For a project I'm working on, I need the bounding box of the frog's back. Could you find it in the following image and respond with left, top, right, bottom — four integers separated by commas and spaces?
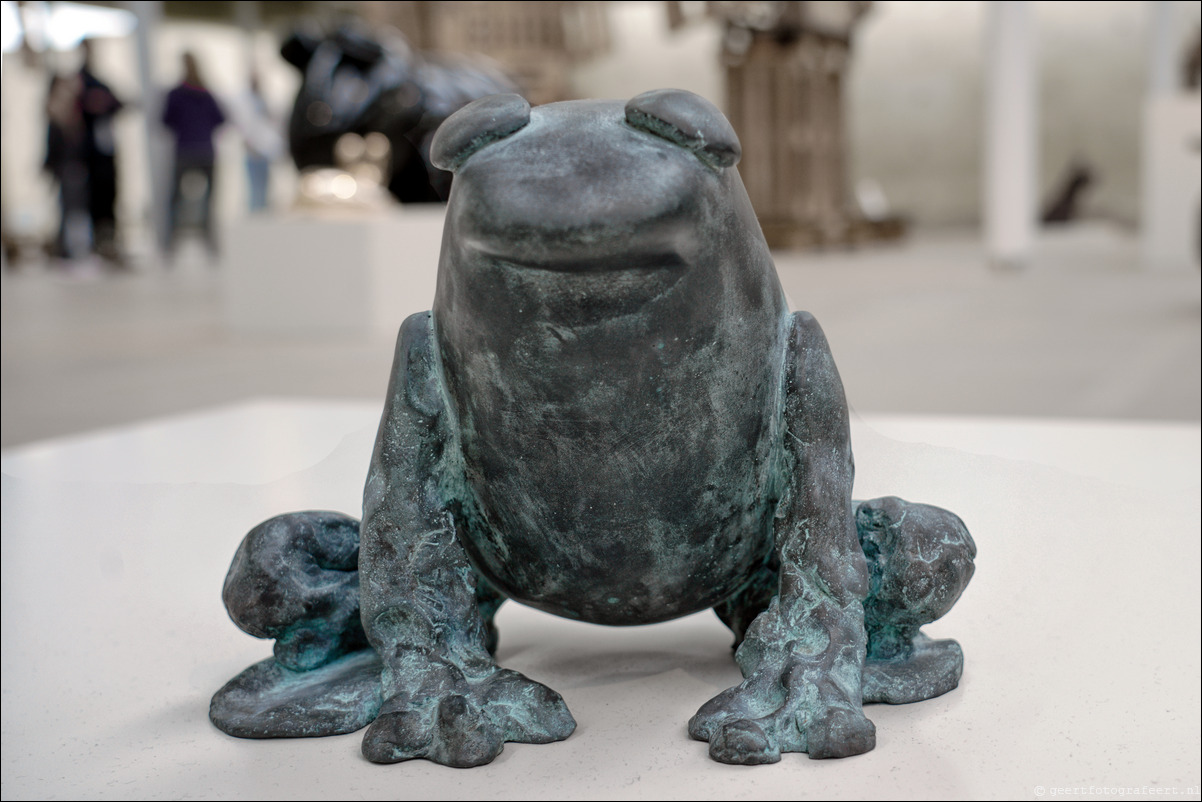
430, 93, 790, 625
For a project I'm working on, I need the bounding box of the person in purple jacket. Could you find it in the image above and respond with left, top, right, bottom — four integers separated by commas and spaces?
162, 52, 225, 258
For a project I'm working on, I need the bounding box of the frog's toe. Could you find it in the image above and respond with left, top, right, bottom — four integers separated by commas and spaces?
431, 695, 506, 768
803, 707, 876, 759
361, 695, 508, 768
361, 669, 574, 767
689, 683, 792, 763
687, 685, 755, 742
361, 709, 433, 764
481, 669, 577, 744
707, 719, 781, 765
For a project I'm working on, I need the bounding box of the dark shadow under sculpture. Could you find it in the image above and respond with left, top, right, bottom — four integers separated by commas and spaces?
210, 90, 976, 767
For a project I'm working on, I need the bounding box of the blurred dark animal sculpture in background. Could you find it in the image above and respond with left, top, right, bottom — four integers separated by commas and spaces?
280, 24, 517, 204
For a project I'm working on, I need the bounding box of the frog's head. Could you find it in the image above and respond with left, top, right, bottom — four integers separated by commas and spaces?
429, 89, 782, 347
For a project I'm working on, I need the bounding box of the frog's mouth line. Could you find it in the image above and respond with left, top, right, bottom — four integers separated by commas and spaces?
490, 251, 689, 323
490, 249, 687, 274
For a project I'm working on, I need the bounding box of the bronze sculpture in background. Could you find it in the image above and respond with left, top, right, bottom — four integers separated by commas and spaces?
710, 1, 905, 248
282, 22, 517, 206
361, 1, 612, 106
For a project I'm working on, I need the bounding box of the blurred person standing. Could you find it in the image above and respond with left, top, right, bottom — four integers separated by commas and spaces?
43, 72, 89, 261
162, 52, 226, 259
233, 72, 283, 213
77, 39, 125, 265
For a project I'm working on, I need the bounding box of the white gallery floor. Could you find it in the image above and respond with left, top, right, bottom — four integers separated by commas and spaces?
3, 401, 1198, 800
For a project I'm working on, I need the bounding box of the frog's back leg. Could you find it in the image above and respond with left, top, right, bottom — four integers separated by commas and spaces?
856, 496, 976, 704
210, 510, 381, 738
209, 505, 515, 740
712, 496, 976, 705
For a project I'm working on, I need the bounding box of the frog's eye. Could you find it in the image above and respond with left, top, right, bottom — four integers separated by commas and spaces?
625, 89, 741, 170
430, 93, 532, 172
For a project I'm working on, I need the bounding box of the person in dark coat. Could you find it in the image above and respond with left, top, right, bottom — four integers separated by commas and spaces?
78, 39, 124, 264
162, 52, 225, 257
44, 72, 89, 261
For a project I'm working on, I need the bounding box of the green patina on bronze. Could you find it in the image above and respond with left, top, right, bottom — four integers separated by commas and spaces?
211, 90, 976, 767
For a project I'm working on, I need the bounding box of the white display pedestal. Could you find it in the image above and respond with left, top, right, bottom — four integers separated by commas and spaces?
224, 206, 446, 335
1141, 93, 1202, 271
2, 402, 1199, 800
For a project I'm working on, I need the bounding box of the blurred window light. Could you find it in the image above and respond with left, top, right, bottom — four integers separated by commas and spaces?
1, 1, 136, 54
1, 1, 25, 52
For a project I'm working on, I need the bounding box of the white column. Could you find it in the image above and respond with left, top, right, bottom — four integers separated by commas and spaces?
128, 0, 169, 255
1140, 1, 1200, 271
234, 0, 260, 77
1145, 0, 1174, 97
983, 0, 1037, 269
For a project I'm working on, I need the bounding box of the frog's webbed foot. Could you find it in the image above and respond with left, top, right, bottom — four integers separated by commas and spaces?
361, 664, 575, 767
862, 634, 965, 704
690, 598, 875, 764
690, 672, 876, 764
211, 650, 383, 738
359, 545, 575, 767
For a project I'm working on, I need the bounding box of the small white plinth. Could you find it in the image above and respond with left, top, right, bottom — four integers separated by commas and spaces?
1140, 93, 1202, 271
224, 206, 446, 334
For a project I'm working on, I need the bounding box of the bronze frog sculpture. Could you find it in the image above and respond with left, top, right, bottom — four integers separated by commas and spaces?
210, 90, 976, 767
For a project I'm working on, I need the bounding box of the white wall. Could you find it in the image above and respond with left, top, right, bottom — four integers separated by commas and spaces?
849, 0, 1200, 227
571, 1, 723, 103
575, 0, 1202, 228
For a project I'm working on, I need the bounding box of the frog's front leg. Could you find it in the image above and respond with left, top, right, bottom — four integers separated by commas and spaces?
690, 311, 874, 764
358, 312, 576, 767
